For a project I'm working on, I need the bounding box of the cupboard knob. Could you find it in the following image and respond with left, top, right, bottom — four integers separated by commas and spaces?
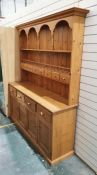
40, 111, 44, 116
18, 96, 21, 98
27, 102, 31, 105
62, 77, 65, 80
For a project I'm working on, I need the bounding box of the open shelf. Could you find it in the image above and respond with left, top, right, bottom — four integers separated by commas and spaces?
21, 59, 71, 71
19, 30, 27, 49
54, 20, 72, 50
28, 28, 37, 49
39, 25, 52, 50
20, 48, 71, 53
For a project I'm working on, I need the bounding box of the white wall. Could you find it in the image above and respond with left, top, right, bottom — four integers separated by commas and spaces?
0, 27, 16, 114
1, 0, 34, 17
0, 0, 97, 173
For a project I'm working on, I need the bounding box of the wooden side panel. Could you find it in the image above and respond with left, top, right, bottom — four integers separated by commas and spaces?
69, 16, 85, 105
52, 108, 76, 160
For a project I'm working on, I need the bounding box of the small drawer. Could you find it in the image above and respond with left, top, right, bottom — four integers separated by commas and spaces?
9, 85, 16, 97
25, 96, 36, 112
32, 65, 39, 74
52, 71, 59, 81
17, 91, 24, 103
24, 63, 29, 71
20, 63, 25, 69
45, 69, 52, 79
28, 64, 32, 72
39, 67, 44, 76
60, 73, 70, 84
37, 104, 52, 123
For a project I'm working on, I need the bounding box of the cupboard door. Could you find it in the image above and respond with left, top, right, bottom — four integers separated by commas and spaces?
12, 97, 19, 122
9, 94, 13, 118
9, 95, 19, 122
28, 110, 37, 142
38, 119, 51, 157
19, 103, 28, 129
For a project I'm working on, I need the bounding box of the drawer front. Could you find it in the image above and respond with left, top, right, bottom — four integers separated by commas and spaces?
45, 69, 52, 79
37, 104, 52, 123
9, 85, 16, 97
39, 67, 44, 76
32, 65, 39, 74
17, 91, 24, 103
60, 73, 70, 84
25, 96, 36, 112
52, 71, 59, 81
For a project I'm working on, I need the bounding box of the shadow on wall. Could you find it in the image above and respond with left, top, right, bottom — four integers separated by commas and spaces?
0, 55, 2, 81
0, 54, 5, 113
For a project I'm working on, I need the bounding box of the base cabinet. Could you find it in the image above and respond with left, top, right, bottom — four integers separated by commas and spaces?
9, 84, 76, 164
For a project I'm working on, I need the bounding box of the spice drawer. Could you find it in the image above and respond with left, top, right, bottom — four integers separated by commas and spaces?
60, 73, 70, 84
52, 71, 59, 81
45, 68, 52, 79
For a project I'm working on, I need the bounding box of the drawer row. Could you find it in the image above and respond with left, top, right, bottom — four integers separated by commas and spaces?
9, 85, 52, 123
21, 62, 70, 84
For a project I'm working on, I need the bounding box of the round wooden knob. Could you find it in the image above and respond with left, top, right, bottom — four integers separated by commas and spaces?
18, 96, 21, 98
62, 77, 65, 80
27, 102, 31, 105
40, 111, 44, 116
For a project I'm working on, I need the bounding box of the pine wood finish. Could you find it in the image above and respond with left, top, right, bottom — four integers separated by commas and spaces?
8, 7, 89, 164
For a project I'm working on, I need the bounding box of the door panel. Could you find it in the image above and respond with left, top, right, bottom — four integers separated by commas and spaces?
28, 110, 37, 142
19, 103, 28, 129
38, 119, 51, 157
10, 95, 19, 122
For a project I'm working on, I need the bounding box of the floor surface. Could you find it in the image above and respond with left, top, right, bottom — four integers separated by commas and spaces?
0, 112, 95, 175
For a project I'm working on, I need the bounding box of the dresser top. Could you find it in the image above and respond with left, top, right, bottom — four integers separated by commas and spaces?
16, 7, 89, 29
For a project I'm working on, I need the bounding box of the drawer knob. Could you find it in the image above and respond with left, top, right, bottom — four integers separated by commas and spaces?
62, 77, 65, 80
27, 102, 31, 105
40, 111, 44, 116
18, 96, 21, 98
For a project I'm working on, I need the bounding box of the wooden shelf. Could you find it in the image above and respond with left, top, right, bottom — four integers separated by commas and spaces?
21, 48, 71, 53
21, 60, 71, 71
21, 62, 70, 85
